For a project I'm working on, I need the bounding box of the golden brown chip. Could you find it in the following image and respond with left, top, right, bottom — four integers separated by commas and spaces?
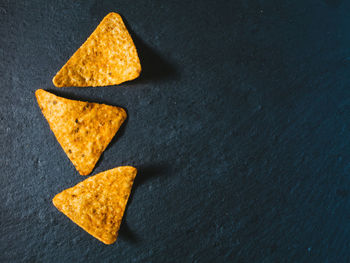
52, 12, 141, 87
53, 166, 137, 245
35, 89, 127, 175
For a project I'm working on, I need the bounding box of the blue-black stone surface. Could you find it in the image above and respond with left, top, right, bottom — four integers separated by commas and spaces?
1, 0, 350, 262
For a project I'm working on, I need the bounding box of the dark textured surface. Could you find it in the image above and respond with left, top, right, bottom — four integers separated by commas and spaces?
1, 0, 350, 262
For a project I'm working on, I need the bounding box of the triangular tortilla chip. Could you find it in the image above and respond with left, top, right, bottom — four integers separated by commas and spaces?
53, 12, 141, 87
35, 89, 127, 175
53, 166, 137, 245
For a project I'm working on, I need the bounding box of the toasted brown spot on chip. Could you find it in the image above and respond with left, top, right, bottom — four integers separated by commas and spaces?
52, 166, 137, 245
52, 12, 141, 88
35, 89, 127, 175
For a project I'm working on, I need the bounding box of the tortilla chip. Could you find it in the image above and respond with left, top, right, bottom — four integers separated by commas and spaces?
52, 12, 141, 87
53, 166, 137, 245
35, 89, 126, 175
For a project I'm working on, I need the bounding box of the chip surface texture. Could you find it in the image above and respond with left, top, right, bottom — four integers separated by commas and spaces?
35, 89, 127, 175
53, 166, 137, 245
53, 12, 141, 87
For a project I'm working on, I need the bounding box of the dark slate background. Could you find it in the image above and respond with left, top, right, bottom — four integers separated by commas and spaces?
1, 0, 350, 262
